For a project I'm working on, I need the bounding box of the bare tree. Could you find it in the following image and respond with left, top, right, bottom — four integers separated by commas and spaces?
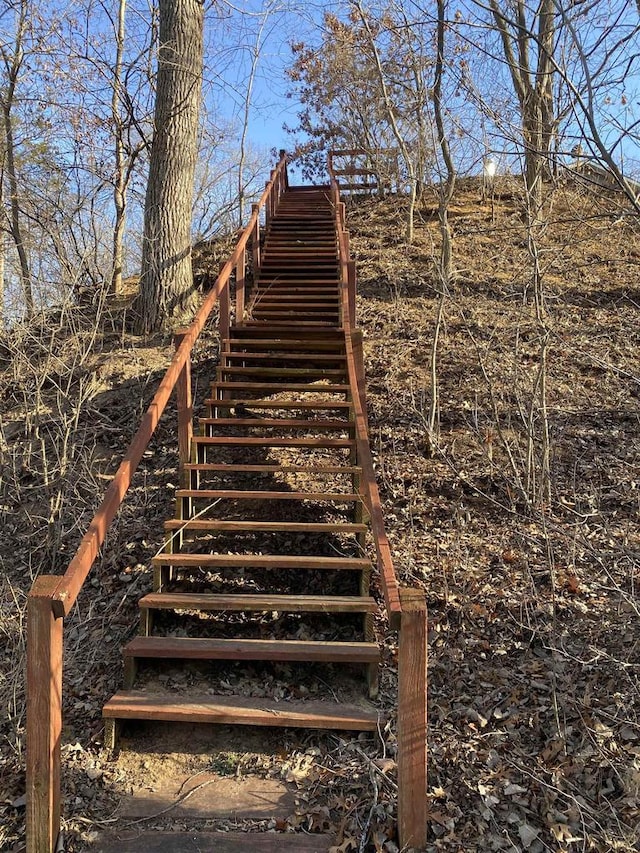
0, 0, 33, 317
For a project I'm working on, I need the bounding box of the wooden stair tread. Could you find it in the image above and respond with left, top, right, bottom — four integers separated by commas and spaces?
192, 436, 354, 447
103, 690, 379, 730
229, 335, 344, 344
139, 592, 378, 613
197, 417, 352, 429
124, 636, 380, 663
223, 352, 346, 361
210, 382, 350, 392
151, 554, 371, 570
205, 400, 352, 410
163, 519, 367, 532
176, 489, 361, 502
183, 463, 360, 474
217, 367, 346, 377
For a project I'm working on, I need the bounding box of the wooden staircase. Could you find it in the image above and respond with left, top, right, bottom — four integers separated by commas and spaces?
103, 187, 382, 742
26, 155, 426, 853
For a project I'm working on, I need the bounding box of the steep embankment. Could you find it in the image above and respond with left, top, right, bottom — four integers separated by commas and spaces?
1, 178, 639, 851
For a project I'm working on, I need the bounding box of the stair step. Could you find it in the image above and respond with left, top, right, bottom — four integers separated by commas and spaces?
223, 352, 346, 362
216, 367, 346, 378
183, 463, 360, 474
197, 418, 351, 430
124, 636, 380, 664
176, 489, 361, 503
204, 400, 352, 411
139, 592, 378, 614
250, 312, 340, 320
103, 690, 378, 730
249, 303, 340, 311
229, 325, 344, 338
192, 436, 354, 448
225, 339, 345, 351
151, 554, 371, 571
163, 519, 367, 533
241, 321, 338, 328
210, 382, 349, 394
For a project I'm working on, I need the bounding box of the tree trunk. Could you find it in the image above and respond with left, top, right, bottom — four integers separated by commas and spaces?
134, 0, 204, 333
1, 0, 33, 318
111, 0, 127, 296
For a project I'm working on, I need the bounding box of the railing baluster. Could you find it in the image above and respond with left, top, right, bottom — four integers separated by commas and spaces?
251, 203, 261, 273
347, 260, 357, 326
235, 245, 246, 323
173, 329, 193, 468
218, 263, 230, 345
27, 576, 63, 853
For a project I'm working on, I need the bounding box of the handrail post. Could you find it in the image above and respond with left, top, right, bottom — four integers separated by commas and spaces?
347, 260, 357, 326
251, 203, 261, 273
235, 245, 246, 324
279, 149, 288, 188
218, 264, 230, 346
173, 329, 193, 468
397, 588, 428, 850
27, 576, 63, 853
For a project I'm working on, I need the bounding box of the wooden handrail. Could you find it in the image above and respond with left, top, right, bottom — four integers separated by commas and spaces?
330, 159, 427, 848
50, 152, 287, 618
26, 152, 287, 853
329, 164, 402, 627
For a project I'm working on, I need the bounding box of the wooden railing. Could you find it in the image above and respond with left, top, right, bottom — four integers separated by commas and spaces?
329, 155, 428, 850
25, 152, 288, 853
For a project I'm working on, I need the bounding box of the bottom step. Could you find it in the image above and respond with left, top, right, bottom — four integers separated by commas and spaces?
97, 831, 333, 853
104, 690, 379, 732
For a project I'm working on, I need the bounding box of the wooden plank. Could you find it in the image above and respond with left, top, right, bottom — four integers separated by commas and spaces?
205, 400, 352, 411
196, 418, 351, 429
139, 592, 378, 613
163, 519, 367, 533
103, 691, 379, 730
183, 463, 359, 474
124, 636, 380, 663
117, 775, 296, 820
223, 353, 346, 361
226, 341, 344, 352
175, 489, 361, 502
97, 831, 332, 853
210, 382, 350, 393
217, 366, 346, 378
229, 326, 344, 338
343, 330, 403, 623
397, 588, 428, 851
192, 436, 354, 447
151, 554, 370, 570
26, 576, 62, 853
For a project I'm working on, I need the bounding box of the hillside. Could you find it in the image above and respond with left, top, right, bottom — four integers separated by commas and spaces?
1, 177, 639, 852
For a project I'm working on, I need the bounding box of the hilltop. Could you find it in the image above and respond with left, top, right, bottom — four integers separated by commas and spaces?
1, 176, 639, 852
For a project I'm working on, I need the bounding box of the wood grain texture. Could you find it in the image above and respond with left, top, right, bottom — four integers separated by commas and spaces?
124, 636, 380, 663
139, 592, 378, 613
26, 575, 62, 853
397, 588, 428, 850
103, 690, 379, 730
